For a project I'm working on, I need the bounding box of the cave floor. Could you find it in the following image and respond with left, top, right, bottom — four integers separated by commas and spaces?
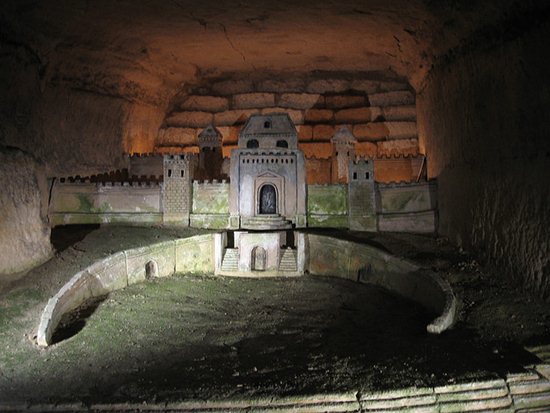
0, 226, 549, 405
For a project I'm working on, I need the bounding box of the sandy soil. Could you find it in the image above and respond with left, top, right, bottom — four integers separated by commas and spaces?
0, 226, 549, 405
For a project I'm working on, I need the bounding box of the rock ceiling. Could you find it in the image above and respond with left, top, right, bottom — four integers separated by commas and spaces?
1, 0, 535, 106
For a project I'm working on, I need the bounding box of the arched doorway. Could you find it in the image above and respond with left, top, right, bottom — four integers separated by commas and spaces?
251, 246, 266, 271
145, 260, 158, 279
259, 184, 277, 214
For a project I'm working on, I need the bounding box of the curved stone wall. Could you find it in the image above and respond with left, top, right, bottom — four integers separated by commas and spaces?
37, 232, 456, 347
36, 234, 214, 347
307, 234, 457, 333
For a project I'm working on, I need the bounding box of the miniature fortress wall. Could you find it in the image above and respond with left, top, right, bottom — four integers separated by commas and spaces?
48, 165, 437, 233
48, 180, 163, 226
191, 180, 230, 229
48, 108, 436, 233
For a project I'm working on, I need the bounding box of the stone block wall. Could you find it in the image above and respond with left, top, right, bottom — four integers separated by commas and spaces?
378, 181, 437, 214
48, 180, 162, 226
307, 184, 348, 227
37, 234, 215, 346
163, 154, 193, 224
155, 72, 419, 161
348, 160, 376, 231
377, 181, 438, 233
190, 180, 230, 229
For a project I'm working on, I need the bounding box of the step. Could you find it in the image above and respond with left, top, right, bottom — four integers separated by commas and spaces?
279, 249, 297, 272
221, 249, 239, 271
241, 216, 292, 230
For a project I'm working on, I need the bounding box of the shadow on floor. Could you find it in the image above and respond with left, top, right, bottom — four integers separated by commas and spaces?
50, 224, 100, 253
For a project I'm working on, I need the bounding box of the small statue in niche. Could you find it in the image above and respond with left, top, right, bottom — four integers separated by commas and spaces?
260, 185, 276, 214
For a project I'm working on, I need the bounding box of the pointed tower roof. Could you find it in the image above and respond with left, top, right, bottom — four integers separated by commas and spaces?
331, 126, 357, 144
198, 124, 222, 147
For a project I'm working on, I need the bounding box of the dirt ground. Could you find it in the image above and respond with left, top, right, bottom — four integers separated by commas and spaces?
0, 226, 549, 405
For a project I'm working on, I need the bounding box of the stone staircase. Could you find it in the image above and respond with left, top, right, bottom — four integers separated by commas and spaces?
240, 215, 292, 230
279, 248, 297, 272
220, 248, 238, 272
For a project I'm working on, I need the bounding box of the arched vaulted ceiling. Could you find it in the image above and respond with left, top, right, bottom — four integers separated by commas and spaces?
1, 0, 538, 105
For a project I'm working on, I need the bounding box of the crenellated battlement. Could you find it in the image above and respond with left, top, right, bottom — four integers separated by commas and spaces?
376, 153, 424, 160
378, 179, 436, 188
58, 174, 162, 184
56, 178, 161, 188
125, 152, 163, 158
305, 155, 332, 161
193, 179, 229, 185
351, 156, 375, 164
163, 153, 196, 162
97, 181, 161, 188
47, 113, 435, 233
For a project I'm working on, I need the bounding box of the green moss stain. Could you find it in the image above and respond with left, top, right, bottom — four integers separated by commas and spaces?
192, 184, 229, 214
77, 194, 111, 214
307, 215, 349, 228
307, 185, 348, 215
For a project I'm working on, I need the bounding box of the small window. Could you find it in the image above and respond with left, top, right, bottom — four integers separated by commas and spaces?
353, 172, 357, 180
181, 170, 184, 177
276, 140, 288, 148
264, 120, 271, 128
168, 169, 172, 177
247, 139, 259, 148
365, 172, 370, 180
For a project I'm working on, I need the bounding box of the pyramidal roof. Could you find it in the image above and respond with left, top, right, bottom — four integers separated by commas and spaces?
198, 124, 222, 139
240, 113, 297, 138
331, 126, 357, 143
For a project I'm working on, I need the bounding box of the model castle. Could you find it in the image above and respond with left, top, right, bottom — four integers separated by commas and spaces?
48, 113, 437, 233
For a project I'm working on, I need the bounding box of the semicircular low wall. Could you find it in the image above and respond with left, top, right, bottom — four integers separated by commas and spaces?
37, 232, 456, 347
306, 234, 457, 334
36, 234, 215, 347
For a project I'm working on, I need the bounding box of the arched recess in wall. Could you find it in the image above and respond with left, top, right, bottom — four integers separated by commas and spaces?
259, 184, 277, 214
251, 246, 267, 271
145, 260, 158, 279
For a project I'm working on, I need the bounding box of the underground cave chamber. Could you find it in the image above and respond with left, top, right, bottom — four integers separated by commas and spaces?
0, 0, 549, 410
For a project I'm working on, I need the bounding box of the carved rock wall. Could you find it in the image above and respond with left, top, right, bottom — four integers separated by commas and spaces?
417, 21, 550, 297
0, 43, 165, 177
156, 72, 419, 160
0, 147, 52, 274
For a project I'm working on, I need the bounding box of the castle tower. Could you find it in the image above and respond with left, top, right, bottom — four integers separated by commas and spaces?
197, 124, 223, 180
348, 158, 377, 231
229, 113, 307, 229
331, 126, 356, 183
162, 154, 193, 225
